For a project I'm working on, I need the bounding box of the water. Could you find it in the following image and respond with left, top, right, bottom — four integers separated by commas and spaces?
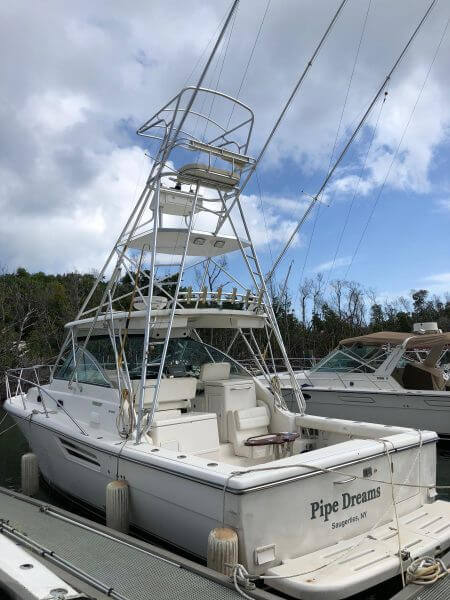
1, 405, 449, 600
0, 407, 107, 521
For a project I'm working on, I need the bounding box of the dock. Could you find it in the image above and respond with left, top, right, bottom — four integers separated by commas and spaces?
0, 486, 277, 600
1, 485, 449, 600
389, 549, 450, 600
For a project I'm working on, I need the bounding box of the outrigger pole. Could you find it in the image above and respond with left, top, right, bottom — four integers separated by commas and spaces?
265, 0, 437, 283
215, 0, 349, 233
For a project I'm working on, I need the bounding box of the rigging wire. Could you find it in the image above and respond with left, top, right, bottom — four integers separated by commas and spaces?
255, 168, 274, 264
298, 199, 322, 288
344, 14, 450, 280
188, 4, 237, 155
325, 88, 388, 290
187, 9, 238, 290
225, 0, 272, 129
182, 8, 230, 88
165, 17, 236, 280
0, 422, 17, 437
224, 1, 272, 289
166, 0, 269, 292
217, 0, 349, 234
327, 0, 373, 193
319, 0, 373, 287
201, 5, 238, 144
296, 0, 372, 311
198, 1, 270, 291
165, 12, 237, 285
265, 0, 438, 285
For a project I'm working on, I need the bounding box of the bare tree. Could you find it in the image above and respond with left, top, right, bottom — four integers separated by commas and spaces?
312, 273, 324, 316
345, 280, 366, 328
195, 256, 230, 291
330, 279, 344, 319
298, 277, 313, 326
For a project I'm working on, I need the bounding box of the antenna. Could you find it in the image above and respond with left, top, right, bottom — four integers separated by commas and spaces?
265, 0, 437, 283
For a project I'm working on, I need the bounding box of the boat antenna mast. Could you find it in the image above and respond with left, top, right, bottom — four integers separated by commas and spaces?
55, 0, 358, 444
130, 0, 351, 437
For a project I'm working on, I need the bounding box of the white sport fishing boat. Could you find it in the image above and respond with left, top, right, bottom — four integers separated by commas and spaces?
5, 3, 450, 598
280, 330, 450, 440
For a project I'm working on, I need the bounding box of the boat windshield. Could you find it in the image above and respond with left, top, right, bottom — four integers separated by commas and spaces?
69, 335, 248, 380
311, 343, 389, 373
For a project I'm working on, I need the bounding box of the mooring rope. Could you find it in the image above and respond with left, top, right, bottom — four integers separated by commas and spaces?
406, 556, 449, 585
0, 422, 17, 437
224, 429, 448, 597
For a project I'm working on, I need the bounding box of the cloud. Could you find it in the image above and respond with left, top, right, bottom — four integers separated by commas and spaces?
0, 145, 149, 272
0, 0, 449, 276
312, 256, 352, 273
328, 173, 375, 199
424, 272, 450, 283
435, 199, 450, 212
423, 272, 450, 294
378, 272, 450, 302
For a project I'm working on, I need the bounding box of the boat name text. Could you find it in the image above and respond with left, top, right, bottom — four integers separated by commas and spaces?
310, 487, 381, 522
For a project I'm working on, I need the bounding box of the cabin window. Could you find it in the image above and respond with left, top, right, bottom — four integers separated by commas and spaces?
129, 337, 248, 379
54, 348, 111, 387
311, 344, 388, 373
76, 335, 247, 379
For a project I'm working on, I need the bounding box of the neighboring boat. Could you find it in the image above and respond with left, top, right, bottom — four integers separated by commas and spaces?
279, 330, 450, 439
0, 532, 83, 600
5, 5, 450, 599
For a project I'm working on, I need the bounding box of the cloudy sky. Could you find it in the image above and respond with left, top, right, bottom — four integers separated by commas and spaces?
1, 0, 449, 310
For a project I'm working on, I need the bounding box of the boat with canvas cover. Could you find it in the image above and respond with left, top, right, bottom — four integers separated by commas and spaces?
278, 330, 450, 440
5, 2, 450, 598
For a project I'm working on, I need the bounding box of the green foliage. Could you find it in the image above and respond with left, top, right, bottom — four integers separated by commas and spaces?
0, 267, 448, 398
0, 269, 105, 395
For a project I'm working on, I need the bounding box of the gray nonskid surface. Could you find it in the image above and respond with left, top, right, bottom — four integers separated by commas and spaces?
0, 488, 261, 600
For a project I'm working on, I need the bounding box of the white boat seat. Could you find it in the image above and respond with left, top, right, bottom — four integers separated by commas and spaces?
177, 163, 240, 190
227, 405, 273, 459
199, 362, 231, 382
197, 362, 231, 392
133, 295, 168, 311
132, 377, 197, 411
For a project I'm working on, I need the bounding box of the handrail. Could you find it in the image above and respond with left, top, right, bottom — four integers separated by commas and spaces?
6, 367, 88, 436
137, 86, 254, 155
76, 289, 268, 320
239, 357, 319, 374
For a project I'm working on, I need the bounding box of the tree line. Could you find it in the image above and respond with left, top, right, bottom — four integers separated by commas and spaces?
281, 273, 449, 359
1, 267, 448, 398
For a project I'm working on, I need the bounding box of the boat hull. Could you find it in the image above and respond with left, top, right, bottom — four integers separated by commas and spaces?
283, 387, 450, 438
6, 404, 450, 600
11, 415, 219, 557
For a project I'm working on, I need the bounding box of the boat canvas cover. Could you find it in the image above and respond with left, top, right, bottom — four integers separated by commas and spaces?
340, 331, 450, 349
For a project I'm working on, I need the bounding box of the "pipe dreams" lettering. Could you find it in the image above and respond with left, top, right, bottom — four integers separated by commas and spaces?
310, 487, 381, 522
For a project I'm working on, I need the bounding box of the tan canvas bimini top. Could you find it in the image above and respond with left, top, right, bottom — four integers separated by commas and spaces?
339, 330, 450, 349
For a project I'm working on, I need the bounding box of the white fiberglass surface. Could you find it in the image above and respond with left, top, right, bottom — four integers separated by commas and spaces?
202, 442, 276, 468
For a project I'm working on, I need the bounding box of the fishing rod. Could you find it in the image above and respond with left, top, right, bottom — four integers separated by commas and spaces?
265, 0, 437, 283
